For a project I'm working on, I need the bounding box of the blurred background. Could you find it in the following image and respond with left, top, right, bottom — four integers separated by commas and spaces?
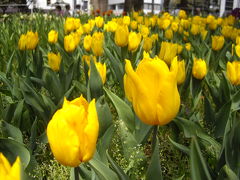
0, 0, 239, 17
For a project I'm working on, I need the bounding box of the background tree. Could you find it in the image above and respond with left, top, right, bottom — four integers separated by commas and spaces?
91, 0, 108, 13
124, 0, 143, 13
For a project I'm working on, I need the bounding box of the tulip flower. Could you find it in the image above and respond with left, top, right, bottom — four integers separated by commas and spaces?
178, 10, 187, 19
115, 25, 129, 47
48, 30, 58, 44
177, 60, 186, 85
130, 21, 138, 30
0, 153, 20, 180
84, 35, 92, 52
88, 61, 107, 84
47, 96, 99, 167
235, 45, 240, 58
18, 34, 27, 50
128, 32, 142, 52
91, 32, 104, 56
192, 58, 207, 80
18, 31, 39, 50
123, 16, 130, 26
185, 43, 191, 51
165, 29, 173, 40
227, 61, 240, 85
159, 41, 178, 65
143, 37, 153, 52
95, 16, 104, 28
124, 53, 180, 125
48, 52, 61, 72
64, 34, 77, 52
64, 17, 75, 34
212, 35, 224, 51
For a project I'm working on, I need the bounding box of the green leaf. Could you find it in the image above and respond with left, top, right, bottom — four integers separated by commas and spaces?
0, 138, 30, 168
88, 157, 118, 180
217, 165, 239, 180
204, 96, 215, 126
190, 137, 211, 180
0, 120, 23, 143
6, 50, 15, 76
11, 100, 24, 127
106, 151, 130, 180
104, 87, 135, 133
168, 136, 190, 155
89, 58, 103, 99
146, 138, 163, 180
134, 116, 152, 144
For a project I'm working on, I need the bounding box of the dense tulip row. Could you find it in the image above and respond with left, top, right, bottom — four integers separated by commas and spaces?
1, 9, 240, 179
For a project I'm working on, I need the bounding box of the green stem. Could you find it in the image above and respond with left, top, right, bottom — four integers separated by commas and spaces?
152, 125, 158, 151
74, 167, 81, 180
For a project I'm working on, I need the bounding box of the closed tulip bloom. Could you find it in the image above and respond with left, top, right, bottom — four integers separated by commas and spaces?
177, 60, 186, 85
26, 31, 39, 50
95, 16, 104, 28
171, 21, 179, 32
123, 16, 130, 26
64, 17, 75, 34
201, 29, 208, 40
227, 61, 240, 85
84, 35, 92, 52
48, 52, 61, 71
124, 54, 180, 125
47, 96, 99, 167
212, 35, 224, 51
130, 20, 138, 30
0, 153, 20, 180
48, 30, 58, 44
178, 10, 187, 19
140, 25, 150, 38
159, 41, 178, 65
165, 29, 173, 40
64, 34, 77, 52
236, 36, 240, 45
89, 62, 107, 84
115, 25, 129, 47
235, 45, 240, 58
18, 34, 27, 50
162, 19, 171, 30
192, 58, 207, 80
185, 43, 191, 51
143, 37, 153, 52
128, 32, 142, 51
190, 24, 200, 35
91, 32, 104, 56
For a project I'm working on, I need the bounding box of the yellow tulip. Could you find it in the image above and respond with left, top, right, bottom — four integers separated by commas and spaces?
162, 19, 171, 30
18, 34, 27, 50
124, 54, 180, 125
123, 16, 130, 26
190, 24, 200, 35
171, 21, 179, 32
64, 17, 75, 34
177, 60, 186, 85
159, 41, 178, 65
0, 153, 20, 180
74, 18, 81, 30
201, 29, 208, 40
82, 55, 97, 66
88, 62, 107, 84
19, 31, 39, 50
139, 25, 150, 38
165, 29, 173, 40
95, 16, 104, 28
48, 30, 58, 44
128, 32, 142, 52
130, 21, 138, 30
48, 52, 61, 72
185, 43, 191, 51
192, 58, 207, 80
143, 37, 153, 52
236, 36, 240, 45
212, 35, 225, 51
115, 25, 129, 47
105, 21, 117, 32
47, 96, 99, 167
178, 10, 187, 19
83, 23, 91, 34
84, 35, 92, 52
91, 32, 104, 56
235, 45, 240, 58
64, 34, 77, 52
227, 61, 240, 85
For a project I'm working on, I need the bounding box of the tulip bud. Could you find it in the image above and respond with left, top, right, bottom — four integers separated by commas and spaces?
124, 54, 180, 125
47, 96, 99, 167
48, 52, 61, 72
159, 41, 178, 65
212, 35, 225, 51
143, 37, 153, 52
91, 32, 104, 56
128, 32, 142, 52
84, 35, 92, 52
115, 25, 129, 47
177, 60, 186, 85
0, 153, 21, 179
95, 16, 104, 28
192, 58, 207, 80
227, 61, 240, 85
88, 62, 107, 84
18, 34, 27, 50
64, 34, 77, 52
48, 30, 58, 44
165, 29, 173, 40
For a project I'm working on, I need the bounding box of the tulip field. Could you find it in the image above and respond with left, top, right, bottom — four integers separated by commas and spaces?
0, 10, 240, 179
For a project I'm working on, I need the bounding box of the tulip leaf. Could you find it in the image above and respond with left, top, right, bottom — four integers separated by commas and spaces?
217, 165, 239, 180
146, 138, 163, 180
0, 120, 23, 143
134, 116, 152, 144
231, 89, 240, 111
0, 138, 30, 168
12, 100, 24, 127
89, 59, 104, 99
89, 157, 118, 180
168, 136, 190, 155
190, 137, 211, 180
96, 96, 112, 138
204, 96, 215, 128
106, 151, 130, 180
104, 87, 135, 133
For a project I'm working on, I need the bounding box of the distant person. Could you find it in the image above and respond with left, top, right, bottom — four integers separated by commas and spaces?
55, 5, 63, 16
64, 4, 71, 16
